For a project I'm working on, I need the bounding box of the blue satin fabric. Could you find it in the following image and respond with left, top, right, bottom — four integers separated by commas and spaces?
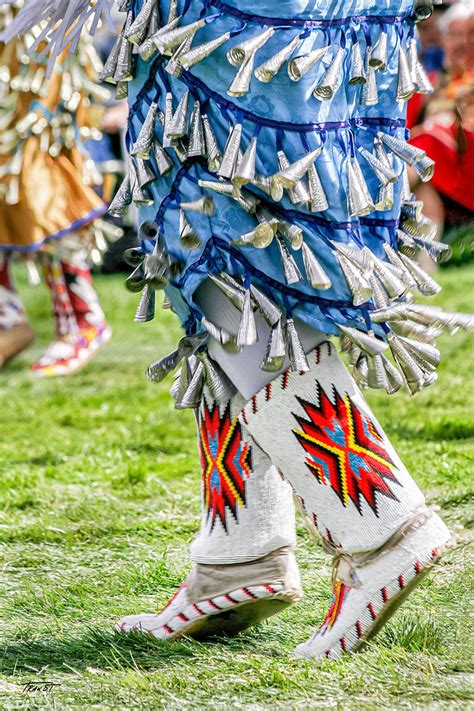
128, 0, 414, 336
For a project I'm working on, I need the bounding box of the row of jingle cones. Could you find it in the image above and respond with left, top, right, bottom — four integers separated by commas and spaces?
101, 1, 433, 106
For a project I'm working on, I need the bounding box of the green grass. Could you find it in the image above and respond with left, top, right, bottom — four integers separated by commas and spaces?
0, 265, 473, 710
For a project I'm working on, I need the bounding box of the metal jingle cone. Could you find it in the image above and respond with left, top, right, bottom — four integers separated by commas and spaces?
381, 354, 404, 394
375, 181, 394, 211
369, 32, 388, 71
237, 223, 274, 249
390, 319, 441, 343
275, 150, 309, 203
162, 93, 174, 148
114, 15, 135, 82
132, 181, 154, 206
387, 333, 425, 395
362, 60, 378, 106
358, 146, 397, 185
348, 343, 362, 366
251, 174, 283, 202
148, 3, 160, 35
337, 253, 373, 306
397, 46, 416, 101
131, 102, 158, 158
397, 335, 441, 369
301, 242, 332, 289
370, 304, 410, 323
413, 154, 435, 183
340, 333, 352, 353
126, 263, 146, 293
250, 284, 282, 326
414, 58, 434, 94
278, 221, 303, 250
209, 273, 245, 310
339, 325, 389, 357
166, 33, 194, 78
167, 0, 179, 24
273, 147, 322, 189
187, 100, 205, 158
100, 33, 121, 82
179, 210, 201, 250
383, 244, 418, 289
201, 316, 237, 350
347, 157, 375, 217
233, 137, 257, 186
173, 357, 193, 405
134, 284, 156, 323
218, 123, 242, 179
237, 288, 258, 347
307, 163, 329, 212
140, 18, 180, 61
261, 319, 286, 372
228, 51, 255, 97
372, 256, 407, 299
401, 165, 413, 203
180, 196, 216, 216
377, 131, 426, 166
176, 360, 205, 410
198, 179, 235, 197
288, 45, 329, 81
202, 115, 222, 172
201, 353, 235, 402
179, 33, 231, 69
126, 0, 157, 45
109, 174, 132, 216
227, 27, 275, 66
256, 207, 280, 235
153, 142, 173, 176
255, 35, 301, 83
373, 137, 393, 171
369, 274, 389, 309
313, 46, 345, 100
367, 353, 390, 390
286, 318, 310, 373
167, 90, 190, 140
397, 252, 441, 295
135, 157, 157, 188
353, 354, 369, 388
349, 42, 366, 85
276, 236, 303, 285
155, 18, 205, 56
407, 38, 419, 85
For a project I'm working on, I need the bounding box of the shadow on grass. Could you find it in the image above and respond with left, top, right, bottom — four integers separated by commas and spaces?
0, 627, 256, 676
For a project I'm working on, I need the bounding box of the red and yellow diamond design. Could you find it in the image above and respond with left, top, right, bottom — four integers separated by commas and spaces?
293, 385, 400, 515
200, 401, 252, 532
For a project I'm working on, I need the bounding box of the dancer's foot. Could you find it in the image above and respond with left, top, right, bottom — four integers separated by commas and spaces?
31, 322, 112, 377
0, 323, 36, 367
117, 548, 302, 640
294, 511, 451, 660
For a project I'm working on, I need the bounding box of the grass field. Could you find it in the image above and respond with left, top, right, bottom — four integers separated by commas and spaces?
0, 265, 473, 710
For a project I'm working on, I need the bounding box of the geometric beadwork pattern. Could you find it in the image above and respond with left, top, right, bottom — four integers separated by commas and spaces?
200, 400, 252, 532
293, 384, 400, 516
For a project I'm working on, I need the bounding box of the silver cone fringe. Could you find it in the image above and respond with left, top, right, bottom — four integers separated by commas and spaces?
288, 45, 329, 81
237, 288, 258, 346
286, 318, 310, 372
227, 27, 275, 66
228, 51, 255, 96
370, 32, 388, 71
255, 35, 301, 83
179, 33, 231, 69
218, 123, 242, 178
131, 101, 158, 158
301, 242, 332, 289
276, 237, 303, 284
313, 46, 344, 100
261, 319, 286, 372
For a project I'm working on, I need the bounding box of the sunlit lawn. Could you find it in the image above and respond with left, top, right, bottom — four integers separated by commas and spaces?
0, 264, 472, 709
